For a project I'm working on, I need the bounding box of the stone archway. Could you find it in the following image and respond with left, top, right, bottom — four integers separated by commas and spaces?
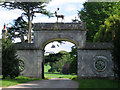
33, 23, 86, 79
15, 23, 114, 79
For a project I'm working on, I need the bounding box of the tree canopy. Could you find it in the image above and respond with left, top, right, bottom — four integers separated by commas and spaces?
7, 16, 28, 42
94, 15, 120, 42
45, 45, 77, 74
93, 2, 120, 42
78, 2, 118, 42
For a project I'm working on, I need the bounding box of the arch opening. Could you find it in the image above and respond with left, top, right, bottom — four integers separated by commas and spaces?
43, 40, 78, 79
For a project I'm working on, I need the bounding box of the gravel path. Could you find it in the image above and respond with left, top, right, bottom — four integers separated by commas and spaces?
2, 78, 79, 90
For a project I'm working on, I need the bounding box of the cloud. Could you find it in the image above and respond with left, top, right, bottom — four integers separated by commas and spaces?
65, 6, 77, 12
33, 16, 56, 23
47, 0, 86, 7
0, 8, 22, 21
0, 7, 23, 33
44, 41, 74, 53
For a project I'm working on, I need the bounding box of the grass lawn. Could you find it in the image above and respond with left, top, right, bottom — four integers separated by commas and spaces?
44, 64, 77, 79
44, 72, 77, 79
74, 78, 120, 88
1, 76, 41, 87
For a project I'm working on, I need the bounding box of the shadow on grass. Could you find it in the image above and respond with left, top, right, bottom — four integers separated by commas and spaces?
2, 76, 41, 87
4, 76, 40, 82
44, 72, 76, 75
74, 78, 120, 88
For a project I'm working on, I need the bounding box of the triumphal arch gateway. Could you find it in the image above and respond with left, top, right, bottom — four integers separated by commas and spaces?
15, 23, 114, 79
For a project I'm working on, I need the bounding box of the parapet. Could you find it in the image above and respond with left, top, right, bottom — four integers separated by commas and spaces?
33, 22, 86, 31
83, 43, 113, 50
15, 42, 113, 50
15, 43, 37, 50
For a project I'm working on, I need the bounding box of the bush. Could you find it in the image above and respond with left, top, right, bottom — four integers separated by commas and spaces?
68, 46, 77, 74
68, 58, 77, 74
2, 39, 20, 79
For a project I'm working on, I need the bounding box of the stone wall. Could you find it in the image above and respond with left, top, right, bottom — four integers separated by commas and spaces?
15, 42, 114, 79
78, 50, 114, 78
15, 23, 114, 79
77, 43, 114, 79
17, 49, 43, 78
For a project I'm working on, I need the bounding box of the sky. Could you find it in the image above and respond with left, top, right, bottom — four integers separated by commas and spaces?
0, 0, 86, 53
44, 41, 75, 54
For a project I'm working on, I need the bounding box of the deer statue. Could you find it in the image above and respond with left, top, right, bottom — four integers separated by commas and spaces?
55, 8, 64, 22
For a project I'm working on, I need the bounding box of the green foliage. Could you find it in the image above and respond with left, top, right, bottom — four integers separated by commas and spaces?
45, 52, 64, 63
2, 39, 20, 79
45, 46, 77, 74
79, 2, 118, 42
54, 52, 71, 73
44, 72, 77, 79
45, 51, 64, 73
8, 16, 28, 42
94, 15, 120, 42
69, 46, 77, 74
1, 76, 41, 87
44, 64, 51, 72
46, 51, 71, 73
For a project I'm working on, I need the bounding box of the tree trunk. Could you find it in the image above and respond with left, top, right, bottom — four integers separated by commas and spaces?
28, 8, 32, 43
20, 33, 25, 42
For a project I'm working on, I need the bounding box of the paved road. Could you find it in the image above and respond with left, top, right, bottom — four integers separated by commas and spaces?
2, 78, 79, 90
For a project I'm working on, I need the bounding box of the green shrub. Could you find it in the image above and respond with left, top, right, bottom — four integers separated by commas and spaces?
2, 39, 20, 79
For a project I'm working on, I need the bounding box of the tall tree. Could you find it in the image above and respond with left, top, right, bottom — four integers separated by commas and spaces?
2, 2, 53, 43
78, 2, 117, 42
94, 14, 120, 79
